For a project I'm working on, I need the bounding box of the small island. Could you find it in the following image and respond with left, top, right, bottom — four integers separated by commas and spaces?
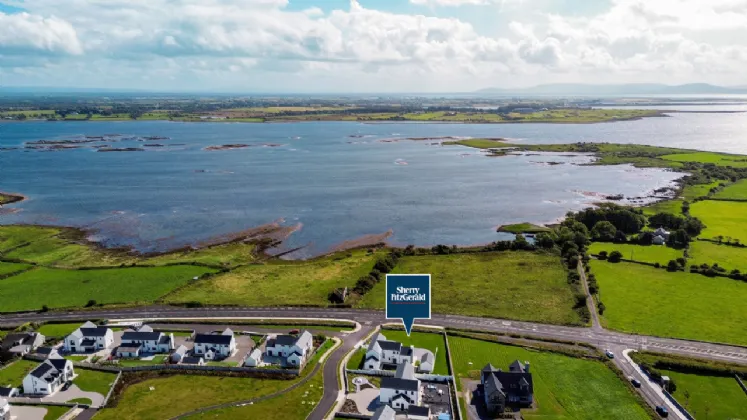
0, 191, 25, 205
497, 223, 551, 234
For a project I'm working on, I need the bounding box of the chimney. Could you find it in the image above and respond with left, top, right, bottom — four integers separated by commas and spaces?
524, 361, 530, 373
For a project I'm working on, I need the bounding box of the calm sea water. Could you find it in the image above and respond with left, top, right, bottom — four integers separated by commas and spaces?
1, 112, 743, 257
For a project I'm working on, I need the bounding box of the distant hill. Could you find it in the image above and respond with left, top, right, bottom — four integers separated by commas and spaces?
475, 83, 747, 96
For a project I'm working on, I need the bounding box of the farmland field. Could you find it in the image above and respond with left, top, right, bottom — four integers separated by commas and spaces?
0, 262, 30, 276
681, 180, 725, 200
588, 242, 683, 265
0, 265, 216, 312
167, 250, 380, 307
380, 330, 449, 374
590, 260, 747, 345
660, 369, 747, 420
359, 251, 582, 325
448, 335, 649, 420
688, 240, 747, 272
661, 152, 747, 167
712, 178, 747, 200
95, 375, 293, 420
642, 198, 684, 216
689, 200, 747, 241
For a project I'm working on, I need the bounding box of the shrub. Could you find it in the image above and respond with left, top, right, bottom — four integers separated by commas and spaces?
666, 260, 679, 272
597, 250, 608, 260
608, 251, 623, 263
85, 299, 97, 307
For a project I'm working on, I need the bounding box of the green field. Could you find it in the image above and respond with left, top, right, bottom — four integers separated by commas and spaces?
591, 260, 747, 345
689, 240, 747, 272
37, 323, 85, 338
712, 178, 747, 200
642, 198, 684, 216
497, 223, 550, 234
95, 375, 293, 420
661, 370, 747, 419
588, 242, 683, 265
0, 360, 39, 387
0, 262, 31, 276
360, 251, 582, 325
448, 335, 649, 420
690, 200, 747, 241
74, 368, 118, 395
380, 330, 449, 374
0, 265, 215, 312
682, 180, 725, 200
43, 405, 71, 419
662, 152, 747, 167
167, 250, 379, 307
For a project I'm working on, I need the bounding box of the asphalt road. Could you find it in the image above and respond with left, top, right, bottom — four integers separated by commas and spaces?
3, 306, 745, 419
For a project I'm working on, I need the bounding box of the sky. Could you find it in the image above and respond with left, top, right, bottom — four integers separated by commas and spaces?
1, 0, 747, 93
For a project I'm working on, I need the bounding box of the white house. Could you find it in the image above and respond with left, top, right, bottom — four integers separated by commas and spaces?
64, 321, 113, 353
419, 352, 435, 373
117, 325, 174, 357
0, 397, 9, 420
170, 345, 188, 364
654, 227, 670, 239
193, 328, 236, 360
244, 349, 263, 367
380, 363, 421, 411
653, 235, 666, 245
265, 330, 314, 367
364, 332, 413, 370
1, 332, 45, 357
22, 356, 74, 396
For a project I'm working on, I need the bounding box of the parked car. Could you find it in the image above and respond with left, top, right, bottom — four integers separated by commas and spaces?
656, 406, 669, 417
289, 329, 300, 334
631, 378, 641, 388
62, 381, 72, 391
605, 349, 615, 358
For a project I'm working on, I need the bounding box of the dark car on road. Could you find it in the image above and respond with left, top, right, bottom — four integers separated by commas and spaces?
631, 378, 641, 388
656, 406, 669, 417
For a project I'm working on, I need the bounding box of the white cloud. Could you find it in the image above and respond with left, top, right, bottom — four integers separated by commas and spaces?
0, 12, 82, 56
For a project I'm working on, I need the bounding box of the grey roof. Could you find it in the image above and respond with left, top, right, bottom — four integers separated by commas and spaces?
1, 332, 39, 347
400, 346, 413, 357
482, 360, 534, 398
509, 360, 525, 373
378, 341, 402, 352
420, 352, 434, 364
173, 345, 188, 356
381, 376, 419, 392
137, 325, 153, 333
81, 339, 97, 347
296, 331, 313, 349
35, 347, 55, 356
367, 332, 387, 352
271, 335, 297, 346
47, 358, 69, 371
79, 327, 110, 337
181, 356, 204, 364
0, 387, 16, 397
407, 405, 430, 416
118, 344, 143, 352
371, 405, 396, 420
29, 363, 54, 380
194, 333, 233, 345
248, 349, 262, 359
122, 331, 163, 342
395, 363, 415, 380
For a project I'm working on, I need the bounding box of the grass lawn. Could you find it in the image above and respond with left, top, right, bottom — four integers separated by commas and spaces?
0, 262, 30, 276
642, 198, 684, 216
346, 348, 366, 370
712, 178, 747, 200
43, 405, 72, 420
682, 180, 725, 200
359, 251, 582, 326
661, 152, 747, 167
143, 242, 257, 268
167, 250, 379, 307
0, 265, 215, 312
591, 260, 747, 345
448, 335, 649, 420
65, 355, 89, 362
67, 397, 94, 405
689, 240, 747, 272
37, 323, 85, 338
689, 200, 747, 241
95, 374, 294, 420
588, 242, 683, 265
378, 330, 449, 374
660, 369, 747, 420
0, 359, 38, 387
74, 368, 117, 395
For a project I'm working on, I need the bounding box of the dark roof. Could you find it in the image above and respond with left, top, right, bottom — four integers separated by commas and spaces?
365, 354, 380, 362
121, 331, 163, 342
407, 406, 430, 416
482, 366, 534, 398
30, 363, 54, 380
400, 347, 413, 356
80, 327, 109, 337
381, 377, 419, 392
391, 393, 414, 404
1, 333, 33, 347
181, 356, 203, 364
81, 339, 97, 347
0, 387, 16, 397
194, 334, 232, 345
35, 347, 54, 356
482, 363, 497, 373
48, 358, 68, 371
378, 341, 402, 351
271, 335, 297, 346
509, 360, 525, 373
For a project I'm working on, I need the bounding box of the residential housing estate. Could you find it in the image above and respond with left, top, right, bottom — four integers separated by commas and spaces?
116, 325, 174, 358
379, 363, 421, 410
265, 330, 314, 367
193, 328, 236, 360
364, 331, 435, 373
0, 332, 45, 359
481, 361, 534, 414
22, 356, 74, 396
64, 321, 113, 353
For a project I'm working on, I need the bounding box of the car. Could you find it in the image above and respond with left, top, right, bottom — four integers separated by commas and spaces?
289, 329, 300, 334
61, 381, 72, 391
655, 406, 669, 417
426, 384, 437, 390
631, 378, 641, 388
605, 350, 615, 358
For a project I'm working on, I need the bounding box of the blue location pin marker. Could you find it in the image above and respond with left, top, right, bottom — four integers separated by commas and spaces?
385, 274, 431, 336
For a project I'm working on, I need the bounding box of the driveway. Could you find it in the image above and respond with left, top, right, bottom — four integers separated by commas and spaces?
42, 384, 105, 407
345, 388, 380, 415
9, 405, 48, 420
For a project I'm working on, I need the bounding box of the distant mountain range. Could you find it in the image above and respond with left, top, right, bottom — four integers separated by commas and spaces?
475, 83, 747, 96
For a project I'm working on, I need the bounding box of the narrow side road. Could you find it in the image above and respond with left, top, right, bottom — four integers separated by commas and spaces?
578, 260, 602, 331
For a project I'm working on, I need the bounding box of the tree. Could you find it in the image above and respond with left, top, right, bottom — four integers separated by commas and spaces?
512, 234, 531, 250
597, 250, 608, 260
667, 260, 679, 272
535, 232, 555, 249
667, 229, 690, 248
608, 250, 623, 263
85, 299, 97, 307
591, 221, 617, 242
613, 230, 627, 243
637, 231, 654, 245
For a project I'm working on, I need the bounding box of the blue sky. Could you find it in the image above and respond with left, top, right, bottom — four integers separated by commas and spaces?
1, 0, 746, 92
